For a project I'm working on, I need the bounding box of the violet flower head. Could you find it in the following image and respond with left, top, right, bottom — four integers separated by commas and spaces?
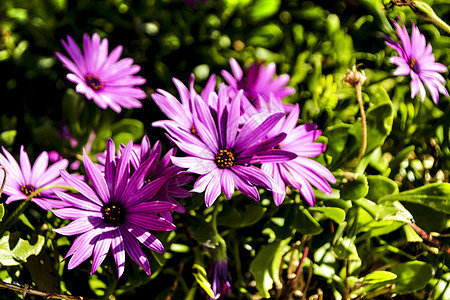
151, 73, 216, 132
52, 139, 177, 277
128, 135, 194, 219
385, 18, 448, 104
56, 33, 147, 113
207, 259, 232, 300
166, 85, 297, 207
261, 104, 336, 206
221, 58, 295, 108
0, 146, 69, 210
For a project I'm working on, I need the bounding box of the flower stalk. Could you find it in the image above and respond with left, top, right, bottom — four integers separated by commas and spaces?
0, 185, 70, 236
391, 0, 450, 34
344, 65, 367, 169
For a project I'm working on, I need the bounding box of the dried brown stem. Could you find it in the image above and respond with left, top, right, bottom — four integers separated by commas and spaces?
0, 280, 86, 299
409, 223, 450, 255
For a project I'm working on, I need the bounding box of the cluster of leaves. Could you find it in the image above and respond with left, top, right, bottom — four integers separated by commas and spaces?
0, 0, 449, 299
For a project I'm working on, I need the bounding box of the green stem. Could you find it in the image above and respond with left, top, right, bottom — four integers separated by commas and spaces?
103, 276, 118, 300
0, 185, 72, 236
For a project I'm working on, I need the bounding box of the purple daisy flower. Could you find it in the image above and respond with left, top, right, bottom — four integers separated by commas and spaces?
152, 73, 216, 132
207, 259, 231, 300
52, 139, 176, 277
221, 58, 295, 109
0, 146, 69, 210
385, 18, 448, 104
261, 104, 336, 206
128, 136, 193, 218
56, 33, 147, 113
165, 85, 296, 207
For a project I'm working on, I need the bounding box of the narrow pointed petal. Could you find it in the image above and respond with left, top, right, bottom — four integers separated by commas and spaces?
120, 227, 152, 275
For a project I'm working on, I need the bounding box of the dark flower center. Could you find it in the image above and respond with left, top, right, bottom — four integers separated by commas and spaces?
85, 74, 104, 91
215, 149, 235, 169
274, 144, 282, 149
409, 57, 419, 73
20, 184, 39, 197
101, 202, 125, 225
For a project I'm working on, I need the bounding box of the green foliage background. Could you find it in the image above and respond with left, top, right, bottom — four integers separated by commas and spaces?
0, 0, 449, 299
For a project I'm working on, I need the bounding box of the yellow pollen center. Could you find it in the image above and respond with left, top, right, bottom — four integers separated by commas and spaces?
215, 149, 235, 169
409, 57, 417, 70
20, 184, 40, 197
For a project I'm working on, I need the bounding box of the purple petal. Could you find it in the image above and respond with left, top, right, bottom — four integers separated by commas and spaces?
111, 229, 126, 277
91, 230, 113, 275
120, 227, 152, 275
126, 201, 177, 214
19, 146, 32, 183
114, 140, 133, 201
60, 170, 103, 206
220, 169, 235, 200
67, 229, 100, 270
83, 148, 110, 202
53, 216, 105, 236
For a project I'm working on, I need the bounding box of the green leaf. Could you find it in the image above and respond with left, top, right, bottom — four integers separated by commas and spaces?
192, 264, 215, 298
293, 205, 323, 235
309, 206, 346, 223
0, 204, 4, 222
361, 271, 397, 284
111, 119, 144, 144
89, 275, 107, 297
217, 198, 266, 228
389, 261, 435, 293
0, 130, 17, 146
402, 224, 422, 242
357, 220, 403, 240
250, 238, 290, 298
248, 23, 283, 47
323, 122, 351, 170
249, 0, 281, 22
339, 175, 369, 200
327, 90, 393, 169
402, 202, 450, 233
429, 272, 450, 300
366, 175, 398, 203
379, 183, 450, 214
0, 234, 45, 266
354, 96, 394, 155
10, 234, 45, 263
353, 198, 399, 221
178, 214, 216, 245
333, 237, 359, 260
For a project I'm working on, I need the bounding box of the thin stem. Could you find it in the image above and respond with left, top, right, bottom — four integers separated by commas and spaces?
0, 166, 7, 196
347, 83, 367, 169
344, 259, 350, 300
0, 280, 86, 299
103, 276, 118, 300
280, 240, 310, 300
165, 261, 185, 300
0, 185, 72, 235
409, 223, 450, 255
